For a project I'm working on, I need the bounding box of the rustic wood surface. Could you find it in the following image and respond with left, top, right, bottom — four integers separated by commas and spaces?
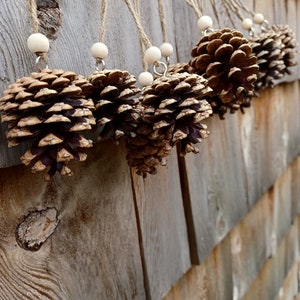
0, 141, 146, 299
165, 156, 300, 300
131, 148, 191, 300
0, 0, 299, 299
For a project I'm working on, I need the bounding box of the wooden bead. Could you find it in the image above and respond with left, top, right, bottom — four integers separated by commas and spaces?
27, 33, 49, 54
144, 46, 161, 65
160, 43, 173, 57
91, 42, 108, 59
242, 18, 253, 30
253, 13, 264, 24
138, 72, 153, 87
197, 16, 213, 31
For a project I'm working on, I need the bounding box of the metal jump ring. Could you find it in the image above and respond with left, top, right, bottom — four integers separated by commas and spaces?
249, 27, 255, 37
95, 58, 106, 71
35, 54, 48, 71
260, 20, 270, 32
203, 28, 214, 36
153, 61, 167, 77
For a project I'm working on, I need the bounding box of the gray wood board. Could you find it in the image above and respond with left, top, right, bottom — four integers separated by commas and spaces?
0, 141, 146, 299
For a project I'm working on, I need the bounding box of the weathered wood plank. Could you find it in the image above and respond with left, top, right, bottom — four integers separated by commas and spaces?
183, 113, 249, 262
0, 141, 146, 299
230, 191, 273, 300
275, 261, 299, 300
131, 148, 191, 300
231, 156, 300, 299
242, 215, 299, 300
163, 234, 233, 300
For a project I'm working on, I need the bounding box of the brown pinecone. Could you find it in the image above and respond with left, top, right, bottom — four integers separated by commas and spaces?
88, 69, 141, 142
271, 25, 298, 75
167, 63, 191, 74
189, 28, 259, 119
251, 30, 285, 90
126, 72, 212, 177
0, 68, 96, 179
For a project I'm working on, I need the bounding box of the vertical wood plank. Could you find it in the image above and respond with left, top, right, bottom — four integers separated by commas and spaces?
163, 234, 233, 300
0, 141, 146, 299
242, 216, 299, 300
131, 148, 191, 300
231, 155, 299, 299
183, 113, 249, 262
230, 191, 273, 300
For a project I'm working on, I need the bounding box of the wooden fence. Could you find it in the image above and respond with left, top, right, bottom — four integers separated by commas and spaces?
0, 0, 299, 299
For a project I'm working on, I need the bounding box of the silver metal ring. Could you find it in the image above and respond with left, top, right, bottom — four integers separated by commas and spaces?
153, 61, 167, 77
35, 54, 48, 71
95, 59, 106, 71
249, 27, 255, 37
203, 28, 214, 36
261, 20, 270, 32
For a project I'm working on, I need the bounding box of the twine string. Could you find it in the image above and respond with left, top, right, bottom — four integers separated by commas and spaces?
27, 0, 39, 33
134, 0, 147, 70
222, 0, 237, 28
99, 0, 108, 42
184, 0, 203, 18
226, 0, 245, 21
158, 0, 167, 43
123, 0, 152, 71
234, 0, 254, 17
27, 0, 49, 69
209, 0, 221, 28
123, 0, 152, 49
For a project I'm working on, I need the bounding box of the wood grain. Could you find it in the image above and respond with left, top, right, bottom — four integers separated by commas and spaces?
275, 261, 299, 300
131, 148, 191, 300
230, 156, 299, 299
0, 141, 146, 299
242, 215, 299, 300
163, 234, 233, 300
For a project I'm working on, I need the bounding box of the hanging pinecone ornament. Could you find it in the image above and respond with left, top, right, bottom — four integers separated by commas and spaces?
189, 27, 259, 119
88, 69, 141, 142
243, 14, 298, 91
250, 30, 285, 90
127, 66, 212, 177
271, 25, 298, 76
0, 68, 96, 179
88, 43, 142, 143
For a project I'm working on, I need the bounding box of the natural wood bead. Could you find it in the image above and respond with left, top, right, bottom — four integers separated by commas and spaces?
197, 16, 213, 31
253, 13, 264, 24
91, 42, 108, 59
138, 71, 153, 87
27, 33, 49, 54
144, 46, 161, 65
242, 18, 253, 30
160, 43, 173, 57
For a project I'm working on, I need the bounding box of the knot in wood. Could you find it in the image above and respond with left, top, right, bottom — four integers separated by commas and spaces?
16, 207, 59, 251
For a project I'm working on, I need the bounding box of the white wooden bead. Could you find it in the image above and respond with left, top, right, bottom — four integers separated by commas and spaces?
160, 43, 173, 57
144, 46, 161, 65
242, 18, 253, 30
197, 16, 213, 31
91, 42, 108, 59
27, 33, 49, 53
138, 72, 153, 87
253, 13, 264, 24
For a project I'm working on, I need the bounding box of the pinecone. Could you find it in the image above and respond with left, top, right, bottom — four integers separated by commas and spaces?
189, 28, 259, 119
250, 30, 285, 90
167, 63, 191, 74
88, 69, 141, 142
126, 72, 212, 177
0, 68, 96, 179
271, 25, 297, 75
